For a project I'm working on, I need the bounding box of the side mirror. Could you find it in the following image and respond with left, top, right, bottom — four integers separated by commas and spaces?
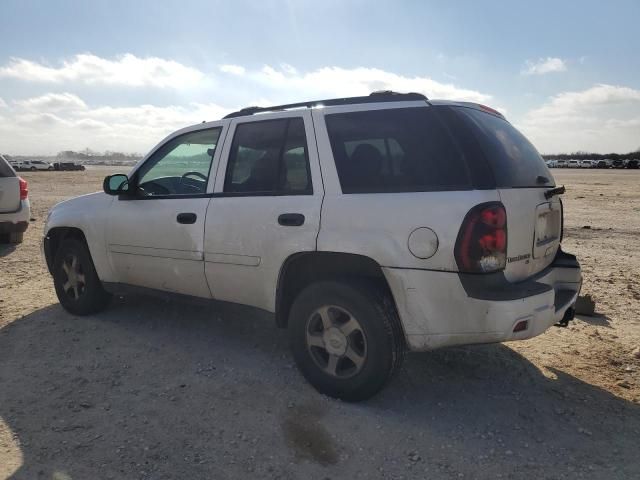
103, 174, 130, 196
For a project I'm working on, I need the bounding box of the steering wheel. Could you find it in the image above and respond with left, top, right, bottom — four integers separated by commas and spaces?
180, 171, 208, 193
181, 171, 208, 182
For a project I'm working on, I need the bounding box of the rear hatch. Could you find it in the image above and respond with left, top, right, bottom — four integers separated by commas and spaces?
451, 107, 561, 282
0, 156, 21, 213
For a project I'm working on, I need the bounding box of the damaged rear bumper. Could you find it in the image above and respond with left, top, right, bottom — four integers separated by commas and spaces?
383, 248, 582, 351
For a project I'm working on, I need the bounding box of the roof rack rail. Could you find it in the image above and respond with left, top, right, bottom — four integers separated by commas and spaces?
223, 91, 428, 119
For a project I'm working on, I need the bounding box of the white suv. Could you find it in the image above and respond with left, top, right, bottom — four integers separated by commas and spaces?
21, 160, 53, 171
43, 92, 582, 400
0, 154, 30, 243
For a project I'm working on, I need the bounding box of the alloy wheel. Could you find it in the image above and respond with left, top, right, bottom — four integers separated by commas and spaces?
60, 254, 86, 300
306, 305, 367, 378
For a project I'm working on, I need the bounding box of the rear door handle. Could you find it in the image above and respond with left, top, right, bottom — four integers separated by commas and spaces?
177, 212, 197, 224
278, 213, 305, 226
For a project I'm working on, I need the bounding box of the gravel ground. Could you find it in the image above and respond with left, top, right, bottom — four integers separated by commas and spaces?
1, 167, 639, 479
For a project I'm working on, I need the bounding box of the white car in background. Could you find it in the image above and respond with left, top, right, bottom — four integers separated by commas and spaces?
0, 154, 30, 243
8, 160, 24, 170
21, 160, 53, 171
43, 92, 582, 400
567, 160, 580, 168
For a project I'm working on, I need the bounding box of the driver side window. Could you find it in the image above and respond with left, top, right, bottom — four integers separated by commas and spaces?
136, 127, 222, 197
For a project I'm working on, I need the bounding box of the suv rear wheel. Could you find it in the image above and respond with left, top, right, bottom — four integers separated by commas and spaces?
288, 280, 404, 401
53, 238, 111, 315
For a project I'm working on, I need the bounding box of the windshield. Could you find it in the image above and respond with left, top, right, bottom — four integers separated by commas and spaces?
454, 107, 554, 188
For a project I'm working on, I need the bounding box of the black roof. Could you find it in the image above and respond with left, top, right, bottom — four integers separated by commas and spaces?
223, 91, 428, 119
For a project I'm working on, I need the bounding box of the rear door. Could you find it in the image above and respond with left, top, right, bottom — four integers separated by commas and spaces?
451, 107, 561, 281
204, 111, 323, 311
0, 156, 20, 213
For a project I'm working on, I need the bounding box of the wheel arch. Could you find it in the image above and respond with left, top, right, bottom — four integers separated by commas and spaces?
44, 226, 89, 274
275, 251, 404, 333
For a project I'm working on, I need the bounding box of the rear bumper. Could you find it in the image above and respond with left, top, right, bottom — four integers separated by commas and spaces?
383, 249, 582, 351
0, 199, 30, 234
0, 221, 28, 233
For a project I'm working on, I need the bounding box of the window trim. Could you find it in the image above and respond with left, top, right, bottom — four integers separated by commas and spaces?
222, 117, 313, 196
128, 126, 223, 200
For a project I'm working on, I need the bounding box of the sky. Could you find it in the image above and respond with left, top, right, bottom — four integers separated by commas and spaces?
0, 0, 639, 156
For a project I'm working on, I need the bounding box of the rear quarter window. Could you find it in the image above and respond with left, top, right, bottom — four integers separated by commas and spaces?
325, 107, 472, 193
452, 107, 554, 188
0, 155, 16, 177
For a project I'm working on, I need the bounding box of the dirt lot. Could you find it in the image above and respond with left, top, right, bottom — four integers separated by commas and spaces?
1, 167, 639, 479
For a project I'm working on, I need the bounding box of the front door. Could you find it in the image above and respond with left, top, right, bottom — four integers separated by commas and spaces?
204, 111, 323, 311
106, 124, 226, 298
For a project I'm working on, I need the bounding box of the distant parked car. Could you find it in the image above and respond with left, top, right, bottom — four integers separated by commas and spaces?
627, 159, 639, 169
16, 160, 53, 171
545, 160, 558, 168
33, 160, 53, 170
611, 159, 625, 169
556, 160, 568, 168
595, 160, 609, 169
579, 160, 594, 168
567, 160, 580, 168
53, 162, 86, 171
0, 154, 30, 243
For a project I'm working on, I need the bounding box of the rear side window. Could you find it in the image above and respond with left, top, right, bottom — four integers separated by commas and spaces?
0, 155, 16, 177
325, 107, 471, 193
453, 107, 554, 188
224, 117, 312, 195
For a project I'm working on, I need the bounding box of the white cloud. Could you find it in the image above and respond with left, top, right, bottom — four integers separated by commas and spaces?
0, 94, 231, 155
14, 112, 69, 127
0, 97, 7, 108
518, 84, 640, 153
0, 61, 496, 154
15, 92, 87, 111
522, 57, 567, 75
532, 84, 640, 114
0, 54, 204, 88
251, 65, 491, 103
220, 64, 246, 75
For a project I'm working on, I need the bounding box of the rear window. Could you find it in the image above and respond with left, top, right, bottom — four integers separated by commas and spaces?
0, 155, 16, 177
325, 107, 471, 193
453, 107, 554, 188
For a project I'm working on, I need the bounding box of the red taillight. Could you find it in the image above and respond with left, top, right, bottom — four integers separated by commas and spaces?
19, 177, 28, 200
455, 202, 507, 273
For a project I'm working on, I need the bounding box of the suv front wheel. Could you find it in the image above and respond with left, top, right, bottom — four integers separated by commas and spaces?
288, 280, 405, 401
53, 238, 111, 315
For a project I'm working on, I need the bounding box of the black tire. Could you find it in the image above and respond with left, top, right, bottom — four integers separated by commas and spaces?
53, 238, 111, 315
288, 280, 405, 401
